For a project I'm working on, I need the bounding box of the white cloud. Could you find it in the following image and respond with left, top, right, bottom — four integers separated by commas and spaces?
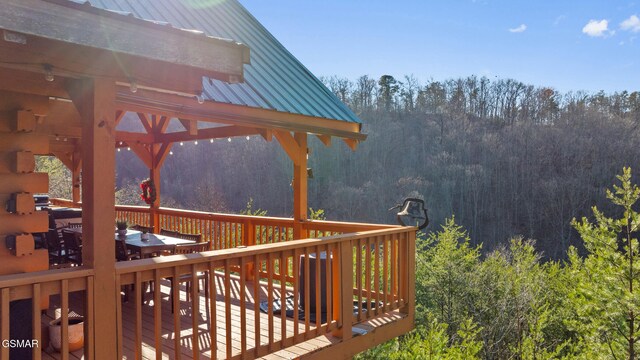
509, 24, 527, 33
621, 15, 640, 32
582, 19, 613, 37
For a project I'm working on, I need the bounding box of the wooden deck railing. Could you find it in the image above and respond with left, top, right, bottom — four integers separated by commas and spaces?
0, 267, 95, 360
34, 199, 415, 359
114, 226, 414, 359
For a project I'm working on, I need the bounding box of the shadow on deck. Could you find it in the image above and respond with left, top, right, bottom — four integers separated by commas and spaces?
41, 273, 407, 359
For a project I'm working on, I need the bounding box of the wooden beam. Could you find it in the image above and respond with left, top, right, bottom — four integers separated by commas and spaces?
274, 130, 302, 166
155, 125, 260, 144
116, 88, 367, 141
154, 115, 170, 134
115, 131, 154, 144
154, 143, 173, 169
179, 118, 198, 136
67, 77, 118, 359
316, 134, 332, 147
129, 143, 152, 169
0, 67, 69, 99
136, 113, 153, 134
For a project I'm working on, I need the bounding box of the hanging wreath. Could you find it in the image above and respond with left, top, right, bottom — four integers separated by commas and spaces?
140, 178, 157, 205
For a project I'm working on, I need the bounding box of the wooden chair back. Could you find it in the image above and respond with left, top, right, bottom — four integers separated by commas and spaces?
160, 229, 179, 237
176, 232, 203, 242
131, 224, 154, 233
174, 241, 211, 254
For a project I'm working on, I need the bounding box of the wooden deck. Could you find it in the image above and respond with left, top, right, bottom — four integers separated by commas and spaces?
40, 272, 407, 359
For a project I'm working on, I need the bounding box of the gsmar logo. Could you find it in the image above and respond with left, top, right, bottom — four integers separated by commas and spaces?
1, 339, 39, 348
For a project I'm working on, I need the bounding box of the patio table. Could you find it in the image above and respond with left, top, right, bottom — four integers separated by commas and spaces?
65, 228, 195, 258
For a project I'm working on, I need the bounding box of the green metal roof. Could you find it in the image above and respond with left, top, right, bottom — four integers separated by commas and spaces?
72, 0, 362, 125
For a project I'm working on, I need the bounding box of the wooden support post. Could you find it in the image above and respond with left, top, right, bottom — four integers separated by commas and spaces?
68, 77, 117, 359
149, 143, 161, 233
332, 240, 353, 339
71, 149, 81, 204
293, 132, 308, 240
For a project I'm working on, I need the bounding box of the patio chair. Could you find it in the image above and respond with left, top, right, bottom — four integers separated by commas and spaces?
61, 229, 82, 265
176, 232, 203, 243
160, 228, 179, 237
115, 236, 140, 262
46, 229, 67, 267
168, 241, 211, 315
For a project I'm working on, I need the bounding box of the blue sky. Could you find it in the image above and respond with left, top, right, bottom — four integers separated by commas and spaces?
240, 0, 640, 94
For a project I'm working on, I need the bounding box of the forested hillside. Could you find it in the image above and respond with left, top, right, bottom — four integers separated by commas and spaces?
107, 75, 640, 258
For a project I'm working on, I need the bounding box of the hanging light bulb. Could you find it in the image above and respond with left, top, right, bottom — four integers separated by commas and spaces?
44, 64, 54, 82
129, 80, 138, 93
117, 148, 121, 152
194, 140, 198, 145
180, 142, 184, 146
169, 150, 174, 155
119, 141, 123, 146
196, 95, 204, 104
210, 139, 214, 143
227, 137, 231, 142
246, 136, 250, 140
127, 147, 131, 151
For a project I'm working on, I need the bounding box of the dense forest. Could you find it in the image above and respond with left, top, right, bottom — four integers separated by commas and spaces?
108, 74, 640, 259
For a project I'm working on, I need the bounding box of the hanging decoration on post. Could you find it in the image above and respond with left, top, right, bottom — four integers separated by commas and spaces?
140, 178, 156, 205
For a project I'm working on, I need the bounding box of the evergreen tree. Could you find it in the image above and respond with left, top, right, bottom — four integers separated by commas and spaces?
568, 167, 640, 359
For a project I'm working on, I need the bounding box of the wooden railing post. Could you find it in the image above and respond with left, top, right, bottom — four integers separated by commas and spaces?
399, 230, 416, 318
332, 240, 353, 339
244, 219, 255, 280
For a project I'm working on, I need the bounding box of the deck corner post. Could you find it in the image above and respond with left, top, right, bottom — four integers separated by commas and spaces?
399, 230, 416, 319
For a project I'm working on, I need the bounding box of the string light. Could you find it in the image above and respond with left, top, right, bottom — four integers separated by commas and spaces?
63, 137, 68, 142
246, 136, 250, 140
129, 80, 138, 93
119, 141, 123, 146
227, 137, 231, 142
179, 142, 184, 146
117, 148, 121, 152
169, 150, 173, 155
55, 136, 60, 141
194, 140, 198, 145
127, 147, 131, 151
210, 139, 214, 143
44, 64, 54, 82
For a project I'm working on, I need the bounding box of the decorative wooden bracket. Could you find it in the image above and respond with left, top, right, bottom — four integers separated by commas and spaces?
258, 128, 273, 142
274, 130, 303, 166
179, 118, 198, 136
316, 134, 331, 147
343, 138, 358, 151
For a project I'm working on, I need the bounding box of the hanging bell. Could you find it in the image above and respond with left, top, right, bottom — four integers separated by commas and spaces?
396, 198, 429, 230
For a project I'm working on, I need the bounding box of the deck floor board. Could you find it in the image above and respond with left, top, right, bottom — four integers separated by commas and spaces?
40, 272, 404, 359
